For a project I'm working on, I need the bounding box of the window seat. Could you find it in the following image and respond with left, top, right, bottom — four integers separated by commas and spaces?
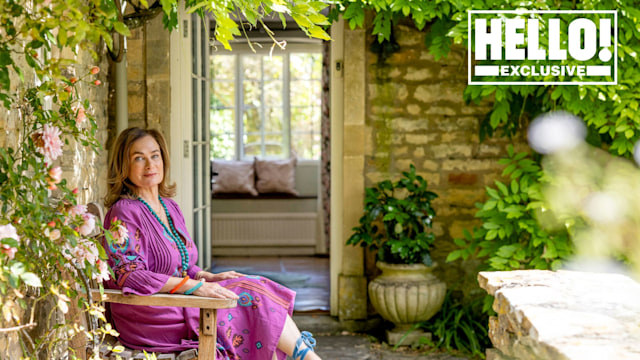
212, 193, 317, 200
211, 162, 322, 256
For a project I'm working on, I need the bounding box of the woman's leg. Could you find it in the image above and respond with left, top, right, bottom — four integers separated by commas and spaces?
275, 315, 321, 360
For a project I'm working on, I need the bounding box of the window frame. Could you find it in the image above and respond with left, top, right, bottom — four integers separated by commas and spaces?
210, 42, 323, 163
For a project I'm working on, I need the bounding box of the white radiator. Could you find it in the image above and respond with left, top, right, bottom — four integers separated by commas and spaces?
211, 212, 318, 256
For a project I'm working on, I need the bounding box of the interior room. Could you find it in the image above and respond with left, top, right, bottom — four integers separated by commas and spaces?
207, 17, 331, 314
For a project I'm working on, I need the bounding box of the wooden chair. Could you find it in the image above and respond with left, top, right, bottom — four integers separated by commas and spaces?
84, 203, 237, 360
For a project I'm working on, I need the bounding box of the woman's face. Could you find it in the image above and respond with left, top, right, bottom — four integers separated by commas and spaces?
127, 135, 164, 192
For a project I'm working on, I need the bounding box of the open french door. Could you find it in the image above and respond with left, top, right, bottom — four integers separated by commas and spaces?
170, 10, 211, 270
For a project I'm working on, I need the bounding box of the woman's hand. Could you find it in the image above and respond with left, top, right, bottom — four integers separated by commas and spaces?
193, 280, 239, 300
198, 270, 245, 282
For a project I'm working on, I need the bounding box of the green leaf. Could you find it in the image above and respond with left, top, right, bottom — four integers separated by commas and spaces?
482, 222, 500, 230
453, 237, 466, 247
486, 187, 500, 199
113, 22, 131, 37
482, 200, 497, 211
0, 50, 12, 67
510, 180, 519, 194
343, 3, 365, 30
495, 181, 509, 196
20, 273, 42, 288
10, 263, 25, 276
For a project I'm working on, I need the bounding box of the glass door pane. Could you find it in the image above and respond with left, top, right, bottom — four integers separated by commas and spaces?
191, 14, 211, 269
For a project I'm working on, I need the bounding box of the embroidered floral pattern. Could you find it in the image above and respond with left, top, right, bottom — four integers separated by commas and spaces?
232, 334, 244, 347
237, 292, 253, 307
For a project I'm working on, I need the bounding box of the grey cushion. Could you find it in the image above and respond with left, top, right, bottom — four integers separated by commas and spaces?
254, 158, 299, 195
211, 160, 258, 196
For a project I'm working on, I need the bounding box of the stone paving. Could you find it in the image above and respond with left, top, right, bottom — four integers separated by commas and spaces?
294, 332, 471, 360
286, 314, 471, 360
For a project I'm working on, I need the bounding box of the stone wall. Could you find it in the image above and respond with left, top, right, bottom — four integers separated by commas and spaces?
64, 49, 110, 206
107, 14, 172, 149
479, 270, 640, 359
0, 41, 109, 208
0, 36, 109, 360
363, 22, 524, 289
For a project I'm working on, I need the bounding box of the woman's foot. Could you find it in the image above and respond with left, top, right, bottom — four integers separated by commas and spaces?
292, 331, 317, 360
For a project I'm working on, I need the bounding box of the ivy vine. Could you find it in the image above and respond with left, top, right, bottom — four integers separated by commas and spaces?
333, 0, 640, 156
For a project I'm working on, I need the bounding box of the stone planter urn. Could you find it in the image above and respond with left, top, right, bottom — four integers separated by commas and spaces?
368, 261, 446, 345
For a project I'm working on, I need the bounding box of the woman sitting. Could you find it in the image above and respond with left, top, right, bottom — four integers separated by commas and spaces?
102, 127, 320, 360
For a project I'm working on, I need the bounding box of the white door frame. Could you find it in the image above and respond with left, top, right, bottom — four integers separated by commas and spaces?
169, 8, 212, 270
329, 18, 345, 316
169, 8, 192, 226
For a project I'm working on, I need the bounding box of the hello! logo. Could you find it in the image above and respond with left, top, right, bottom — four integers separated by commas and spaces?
468, 10, 617, 85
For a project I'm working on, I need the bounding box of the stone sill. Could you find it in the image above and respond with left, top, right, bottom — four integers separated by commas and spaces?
478, 270, 640, 360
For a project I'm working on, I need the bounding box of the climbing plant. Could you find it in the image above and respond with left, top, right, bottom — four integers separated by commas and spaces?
328, 1, 640, 356
447, 146, 572, 271
161, 0, 330, 49
333, 0, 640, 156
0, 0, 330, 358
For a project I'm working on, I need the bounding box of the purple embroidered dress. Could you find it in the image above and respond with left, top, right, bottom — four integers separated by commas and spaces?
103, 198, 296, 359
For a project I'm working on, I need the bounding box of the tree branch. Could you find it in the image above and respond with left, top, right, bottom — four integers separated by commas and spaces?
0, 322, 37, 333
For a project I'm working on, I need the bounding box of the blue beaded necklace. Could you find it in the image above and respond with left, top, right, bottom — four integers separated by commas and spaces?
138, 196, 190, 277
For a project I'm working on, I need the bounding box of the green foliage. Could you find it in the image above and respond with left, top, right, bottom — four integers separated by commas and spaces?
0, 1, 125, 358
0, 71, 111, 358
447, 146, 573, 271
0, 0, 331, 357
347, 165, 438, 265
333, 0, 640, 159
418, 291, 491, 358
165, 0, 330, 51
460, 1, 640, 157
331, 0, 456, 43
0, 0, 126, 106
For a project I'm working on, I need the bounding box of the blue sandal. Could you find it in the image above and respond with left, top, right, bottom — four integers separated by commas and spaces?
292, 331, 316, 360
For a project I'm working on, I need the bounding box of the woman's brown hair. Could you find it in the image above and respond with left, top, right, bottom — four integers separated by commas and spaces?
104, 127, 176, 208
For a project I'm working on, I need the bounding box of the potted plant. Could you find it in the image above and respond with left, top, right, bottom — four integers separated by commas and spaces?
347, 164, 446, 345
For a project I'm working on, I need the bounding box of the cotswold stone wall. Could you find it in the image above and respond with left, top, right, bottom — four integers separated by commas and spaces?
0, 45, 109, 205
364, 23, 524, 288
66, 49, 110, 206
479, 270, 640, 359
0, 39, 109, 360
108, 14, 172, 149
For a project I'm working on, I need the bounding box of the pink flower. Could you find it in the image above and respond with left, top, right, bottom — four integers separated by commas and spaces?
93, 80, 101, 86
0, 224, 19, 241
90, 66, 100, 75
68, 204, 87, 218
61, 244, 73, 261
73, 106, 86, 125
78, 213, 95, 236
34, 124, 63, 162
94, 259, 110, 283
71, 238, 100, 269
0, 224, 20, 260
47, 166, 62, 190
1, 245, 17, 259
71, 247, 87, 269
111, 221, 128, 246
47, 229, 61, 241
